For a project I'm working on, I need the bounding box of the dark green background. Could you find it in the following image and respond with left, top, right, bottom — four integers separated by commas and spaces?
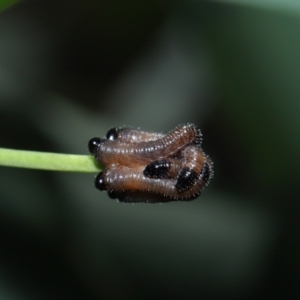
0, 1, 299, 299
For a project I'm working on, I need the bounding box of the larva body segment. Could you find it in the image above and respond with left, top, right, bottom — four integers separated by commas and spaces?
181, 145, 205, 174
107, 127, 164, 143
111, 190, 199, 203
175, 146, 206, 192
200, 158, 214, 184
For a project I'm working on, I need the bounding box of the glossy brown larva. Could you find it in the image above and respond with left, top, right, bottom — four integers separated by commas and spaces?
92, 123, 201, 168
88, 124, 213, 203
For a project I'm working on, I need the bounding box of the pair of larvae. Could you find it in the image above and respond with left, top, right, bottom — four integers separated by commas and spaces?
88, 123, 213, 203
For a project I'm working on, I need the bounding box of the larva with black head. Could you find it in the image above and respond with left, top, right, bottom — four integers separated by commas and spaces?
143, 146, 211, 192
89, 123, 201, 167
95, 166, 205, 202
143, 151, 212, 200
94, 153, 213, 203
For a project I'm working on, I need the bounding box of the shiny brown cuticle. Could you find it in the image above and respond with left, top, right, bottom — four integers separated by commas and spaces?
88, 124, 213, 203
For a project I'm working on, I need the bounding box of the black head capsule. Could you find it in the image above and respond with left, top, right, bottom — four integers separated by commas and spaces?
88, 137, 104, 156
106, 127, 120, 141
95, 172, 107, 191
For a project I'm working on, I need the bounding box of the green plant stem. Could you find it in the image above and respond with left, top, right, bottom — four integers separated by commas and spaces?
0, 148, 102, 173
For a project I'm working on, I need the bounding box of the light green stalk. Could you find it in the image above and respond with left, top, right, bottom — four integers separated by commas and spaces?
0, 148, 102, 173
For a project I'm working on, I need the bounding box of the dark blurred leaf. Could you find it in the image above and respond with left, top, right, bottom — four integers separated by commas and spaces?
0, 0, 18, 12
212, 0, 300, 16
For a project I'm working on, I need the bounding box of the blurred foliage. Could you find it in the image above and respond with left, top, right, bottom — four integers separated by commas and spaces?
0, 0, 18, 12
0, 0, 299, 299
213, 0, 300, 15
